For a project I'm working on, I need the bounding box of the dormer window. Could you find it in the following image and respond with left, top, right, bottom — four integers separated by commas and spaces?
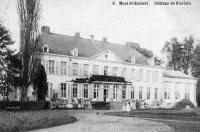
71, 48, 78, 57
43, 45, 49, 53
130, 56, 135, 63
105, 54, 108, 59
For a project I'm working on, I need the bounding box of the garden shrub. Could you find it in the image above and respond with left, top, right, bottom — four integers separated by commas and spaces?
174, 98, 194, 109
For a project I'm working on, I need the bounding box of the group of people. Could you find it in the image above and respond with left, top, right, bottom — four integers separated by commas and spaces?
123, 100, 141, 111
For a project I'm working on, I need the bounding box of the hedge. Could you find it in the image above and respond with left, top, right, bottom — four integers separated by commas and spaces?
0, 101, 50, 111
174, 98, 194, 109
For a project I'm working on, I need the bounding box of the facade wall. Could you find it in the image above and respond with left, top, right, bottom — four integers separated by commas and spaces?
40, 53, 165, 103
13, 52, 195, 108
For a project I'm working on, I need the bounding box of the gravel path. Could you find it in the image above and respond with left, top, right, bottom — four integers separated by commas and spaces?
30, 110, 174, 132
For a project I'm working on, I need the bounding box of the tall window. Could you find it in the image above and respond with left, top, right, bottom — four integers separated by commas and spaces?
49, 60, 55, 74
147, 87, 150, 99
164, 84, 170, 99
60, 61, 67, 75
113, 67, 118, 76
84, 84, 88, 98
72, 63, 78, 76
146, 70, 150, 82
155, 71, 158, 82
93, 65, 99, 75
185, 84, 190, 99
61, 83, 66, 98
122, 86, 126, 99
175, 83, 180, 100
155, 88, 158, 99
73, 84, 78, 98
131, 86, 135, 99
113, 85, 118, 100
94, 84, 99, 99
104, 66, 108, 76
83, 64, 89, 77
139, 70, 143, 81
139, 87, 143, 99
131, 69, 135, 80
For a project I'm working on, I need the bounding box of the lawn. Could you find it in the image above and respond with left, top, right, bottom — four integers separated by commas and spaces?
0, 110, 77, 132
104, 109, 200, 132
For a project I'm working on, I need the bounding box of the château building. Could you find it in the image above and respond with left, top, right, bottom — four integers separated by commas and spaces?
8, 26, 198, 108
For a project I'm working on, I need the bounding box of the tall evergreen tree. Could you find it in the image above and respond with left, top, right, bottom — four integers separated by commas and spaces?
33, 64, 48, 101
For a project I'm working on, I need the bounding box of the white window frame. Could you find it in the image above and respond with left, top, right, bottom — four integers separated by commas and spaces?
72, 84, 78, 98
139, 87, 143, 99
60, 61, 67, 75
147, 87, 150, 100
139, 70, 143, 81
83, 84, 88, 98
113, 85, 118, 100
155, 88, 158, 99
104, 66, 109, 76
94, 84, 100, 99
122, 86, 126, 99
61, 83, 67, 98
131, 86, 135, 99
83, 64, 89, 77
72, 63, 78, 76
48, 60, 55, 74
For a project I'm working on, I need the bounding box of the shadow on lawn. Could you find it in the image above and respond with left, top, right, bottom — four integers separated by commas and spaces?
0, 110, 78, 132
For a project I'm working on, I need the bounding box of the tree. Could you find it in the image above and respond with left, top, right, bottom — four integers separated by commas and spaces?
191, 44, 200, 105
162, 36, 194, 74
154, 55, 162, 66
17, 0, 41, 101
181, 36, 194, 74
162, 37, 183, 70
33, 64, 48, 101
0, 22, 14, 100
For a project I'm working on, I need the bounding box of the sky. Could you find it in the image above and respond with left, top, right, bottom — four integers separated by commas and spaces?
0, 0, 200, 56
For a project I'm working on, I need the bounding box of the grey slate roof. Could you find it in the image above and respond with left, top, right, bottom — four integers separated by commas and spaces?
39, 32, 148, 65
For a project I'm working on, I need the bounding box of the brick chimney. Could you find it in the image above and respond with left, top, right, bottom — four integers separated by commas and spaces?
41, 26, 50, 33
102, 37, 107, 43
90, 35, 94, 40
75, 32, 80, 38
